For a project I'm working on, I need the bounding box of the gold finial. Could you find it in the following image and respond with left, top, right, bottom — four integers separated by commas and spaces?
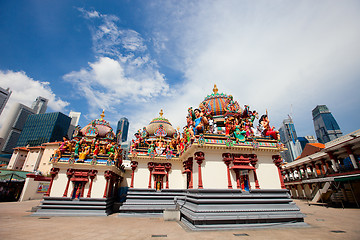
159, 109, 163, 117
100, 109, 105, 120
213, 84, 218, 94
177, 126, 180, 131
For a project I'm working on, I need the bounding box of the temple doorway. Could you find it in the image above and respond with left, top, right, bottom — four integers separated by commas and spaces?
240, 170, 250, 191
71, 181, 85, 199
154, 174, 164, 191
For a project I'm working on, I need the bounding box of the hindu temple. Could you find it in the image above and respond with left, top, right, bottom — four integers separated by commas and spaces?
32, 85, 305, 230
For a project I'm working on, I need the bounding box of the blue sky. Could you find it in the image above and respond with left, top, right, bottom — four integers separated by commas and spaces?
1, 0, 359, 139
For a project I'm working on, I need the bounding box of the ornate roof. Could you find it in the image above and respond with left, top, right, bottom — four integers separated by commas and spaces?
146, 109, 176, 138
80, 110, 115, 139
200, 85, 241, 116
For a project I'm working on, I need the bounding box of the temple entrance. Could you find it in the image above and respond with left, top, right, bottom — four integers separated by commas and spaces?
154, 174, 164, 191
71, 181, 85, 199
240, 170, 250, 191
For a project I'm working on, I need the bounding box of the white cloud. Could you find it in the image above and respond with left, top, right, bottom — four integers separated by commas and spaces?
70, 3, 360, 138
144, 1, 360, 136
0, 70, 69, 128
63, 56, 170, 112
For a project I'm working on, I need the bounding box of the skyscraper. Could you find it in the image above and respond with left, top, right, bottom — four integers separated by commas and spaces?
31, 96, 48, 114
0, 103, 36, 154
312, 105, 342, 144
16, 112, 71, 147
116, 117, 129, 143
0, 87, 12, 115
67, 111, 81, 138
0, 96, 49, 155
279, 116, 302, 162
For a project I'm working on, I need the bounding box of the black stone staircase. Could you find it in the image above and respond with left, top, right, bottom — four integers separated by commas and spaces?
32, 197, 114, 216
118, 188, 185, 217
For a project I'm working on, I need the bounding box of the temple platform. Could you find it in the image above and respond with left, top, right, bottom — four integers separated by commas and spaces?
31, 197, 114, 216
118, 188, 306, 230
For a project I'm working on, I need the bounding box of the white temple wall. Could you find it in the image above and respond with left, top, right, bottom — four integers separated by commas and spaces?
90, 171, 106, 198
19, 177, 47, 201
132, 160, 151, 189
121, 170, 131, 188
50, 172, 68, 197
201, 151, 229, 189
256, 153, 281, 189
167, 160, 185, 189
38, 144, 59, 175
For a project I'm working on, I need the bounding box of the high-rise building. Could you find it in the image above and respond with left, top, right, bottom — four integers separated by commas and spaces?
0, 96, 49, 155
0, 103, 36, 154
67, 111, 81, 138
312, 105, 342, 144
31, 96, 48, 114
116, 117, 129, 143
16, 112, 71, 147
298, 135, 317, 150
0, 87, 12, 115
279, 116, 302, 162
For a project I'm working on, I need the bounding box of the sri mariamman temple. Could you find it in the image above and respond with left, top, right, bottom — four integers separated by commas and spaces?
31, 85, 305, 230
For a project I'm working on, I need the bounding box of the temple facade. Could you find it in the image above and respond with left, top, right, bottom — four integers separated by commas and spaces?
30, 85, 306, 229
125, 86, 285, 191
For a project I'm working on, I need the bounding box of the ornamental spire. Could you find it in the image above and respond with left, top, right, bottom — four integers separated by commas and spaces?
213, 84, 218, 94
100, 109, 105, 120
159, 109, 163, 118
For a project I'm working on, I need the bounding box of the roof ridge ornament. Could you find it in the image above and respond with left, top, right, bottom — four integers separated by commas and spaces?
213, 84, 218, 94
159, 109, 163, 118
100, 109, 105, 120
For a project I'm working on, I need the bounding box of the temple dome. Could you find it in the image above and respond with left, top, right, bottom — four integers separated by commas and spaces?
146, 110, 176, 138
80, 111, 115, 139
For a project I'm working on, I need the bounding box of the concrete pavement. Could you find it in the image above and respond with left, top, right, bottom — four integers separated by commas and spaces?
0, 199, 359, 240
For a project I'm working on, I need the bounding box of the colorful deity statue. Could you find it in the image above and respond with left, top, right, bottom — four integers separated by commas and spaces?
233, 125, 247, 143
193, 108, 208, 135
259, 114, 280, 140
55, 136, 69, 158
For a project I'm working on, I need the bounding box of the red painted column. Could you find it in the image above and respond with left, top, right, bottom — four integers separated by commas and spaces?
272, 155, 286, 189
187, 157, 193, 189
103, 171, 111, 198
148, 162, 154, 189
250, 155, 260, 189
87, 170, 97, 198
80, 182, 86, 198
63, 169, 73, 197
195, 151, 204, 189
45, 168, 59, 197
235, 171, 240, 189
165, 163, 172, 189
130, 161, 138, 188
222, 153, 233, 189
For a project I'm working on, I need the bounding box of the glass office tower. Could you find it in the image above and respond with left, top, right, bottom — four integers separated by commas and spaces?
312, 105, 342, 144
16, 112, 71, 147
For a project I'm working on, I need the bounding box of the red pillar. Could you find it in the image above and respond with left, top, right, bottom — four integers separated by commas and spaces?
148, 162, 154, 189
103, 171, 111, 198
63, 169, 73, 197
87, 170, 97, 198
236, 171, 240, 189
165, 163, 172, 189
195, 152, 204, 189
130, 161, 138, 188
222, 153, 233, 189
45, 168, 59, 197
187, 158, 193, 189
272, 155, 286, 189
250, 155, 260, 189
